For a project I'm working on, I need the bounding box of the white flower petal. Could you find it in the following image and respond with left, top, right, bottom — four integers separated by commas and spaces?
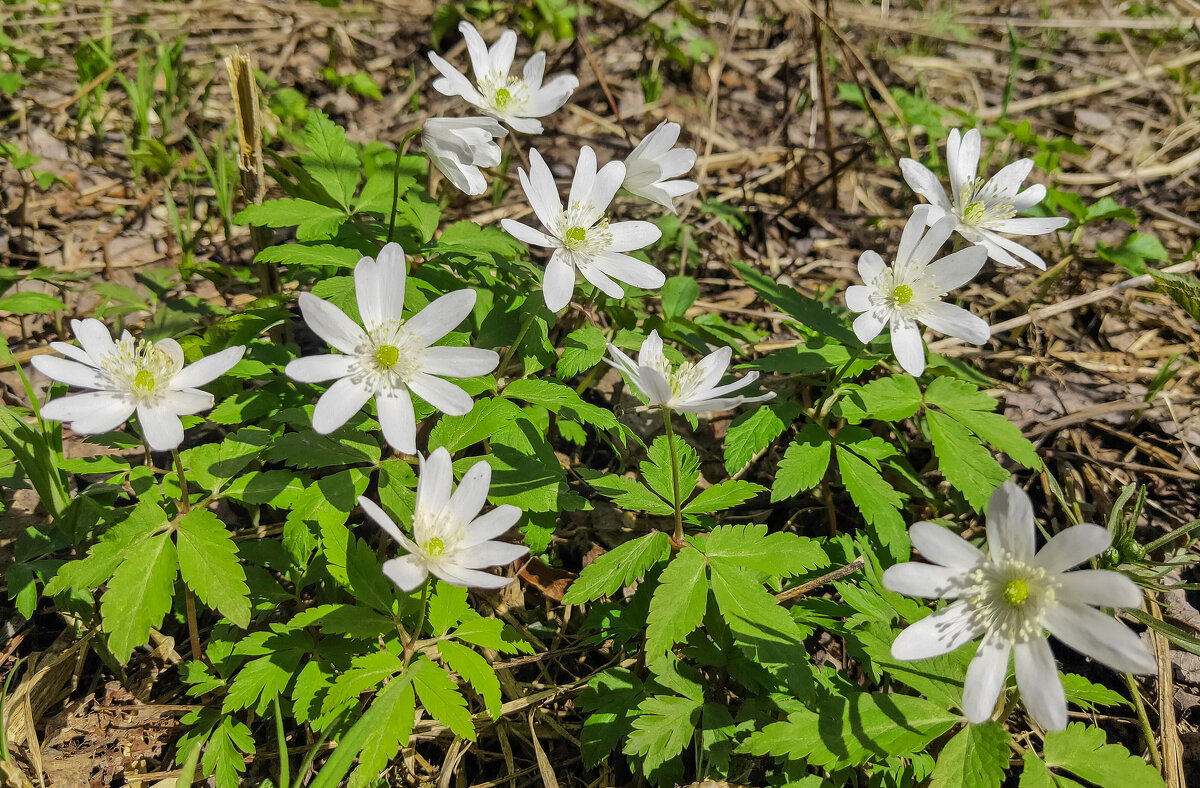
286, 354, 356, 383
908, 215, 957, 268
974, 235, 1024, 268
1033, 523, 1112, 573
634, 365, 673, 406
1056, 569, 1143, 609
421, 346, 499, 378
417, 447, 455, 513
909, 521, 987, 569
576, 259, 626, 299
606, 221, 662, 253
1014, 637, 1067, 732
984, 157, 1033, 197
981, 230, 1049, 270
408, 374, 473, 415
377, 388, 417, 455
457, 540, 529, 569
462, 505, 522, 548
30, 355, 107, 389
689, 346, 732, 393
355, 243, 407, 329
427, 51, 485, 105
924, 244, 988, 293
486, 29, 517, 77
889, 317, 926, 376
1043, 603, 1156, 674
845, 285, 872, 313
891, 600, 981, 660
962, 632, 1012, 724
1010, 184, 1047, 211
136, 405, 185, 451
949, 128, 981, 195
857, 250, 886, 284
523, 50, 545, 89
404, 289, 477, 346
431, 562, 514, 589
882, 563, 972, 598
42, 392, 135, 434
50, 341, 93, 365
361, 496, 420, 552
446, 459, 491, 525
919, 301, 990, 344
592, 252, 665, 290
543, 249, 576, 312
524, 148, 563, 230
160, 389, 215, 416
457, 20, 491, 83
853, 310, 887, 344
311, 376, 373, 434
501, 219, 557, 248
899, 159, 952, 213
383, 555, 429, 592
172, 346, 246, 390
570, 146, 598, 215
986, 480, 1036, 563
587, 160, 626, 222
989, 217, 1070, 236
523, 75, 577, 117
72, 319, 116, 365
298, 293, 367, 355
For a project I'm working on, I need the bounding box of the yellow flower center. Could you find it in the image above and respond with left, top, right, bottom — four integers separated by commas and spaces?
134, 369, 155, 391
893, 284, 914, 305
425, 537, 445, 557
494, 87, 511, 107
565, 226, 588, 248
1003, 578, 1029, 606
963, 200, 987, 225
375, 344, 400, 369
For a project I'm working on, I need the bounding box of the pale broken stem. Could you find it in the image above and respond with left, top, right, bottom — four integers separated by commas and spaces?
776, 556, 866, 605
661, 406, 685, 546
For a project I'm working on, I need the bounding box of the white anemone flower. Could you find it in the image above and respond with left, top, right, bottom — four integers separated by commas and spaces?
501, 146, 664, 312
605, 329, 774, 413
30, 319, 244, 451
428, 20, 578, 135
284, 243, 498, 454
883, 481, 1155, 731
423, 117, 506, 196
845, 212, 990, 377
359, 447, 528, 591
900, 128, 1069, 269
622, 121, 698, 211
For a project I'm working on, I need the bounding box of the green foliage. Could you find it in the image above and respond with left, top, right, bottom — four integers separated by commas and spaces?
929, 723, 1012, 788
1041, 722, 1165, 787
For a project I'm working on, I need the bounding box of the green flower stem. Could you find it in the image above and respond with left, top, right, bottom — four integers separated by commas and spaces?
403, 580, 432, 669
811, 344, 868, 423
497, 311, 537, 385
661, 406, 684, 547
388, 127, 422, 243
274, 693, 290, 788
172, 448, 203, 661
1124, 672, 1163, 772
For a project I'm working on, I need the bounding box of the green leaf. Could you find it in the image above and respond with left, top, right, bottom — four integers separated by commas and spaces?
741, 693, 956, 768
503, 377, 620, 432
730, 260, 856, 344
323, 650, 405, 713
835, 446, 908, 561
427, 580, 469, 636
926, 410, 1008, 511
929, 722, 1011, 788
301, 109, 360, 209
236, 198, 347, 240
396, 192, 441, 243
661, 276, 699, 320
435, 220, 525, 263
624, 693, 702, 773
1084, 196, 1136, 225
101, 532, 178, 663
723, 400, 802, 475
1060, 673, 1132, 710
178, 428, 271, 494
201, 715, 255, 787
837, 374, 923, 424
1098, 231, 1169, 275
451, 615, 532, 654
1019, 751, 1056, 788
45, 498, 168, 595
1043, 722, 1164, 788
410, 654, 475, 740
925, 377, 1041, 470
438, 639, 502, 717
644, 434, 700, 504
1150, 268, 1200, 324
561, 531, 672, 604
254, 243, 364, 270
176, 509, 251, 628
709, 562, 806, 661
772, 422, 832, 501
683, 479, 765, 514
430, 397, 521, 453
578, 668, 644, 768
584, 472, 673, 515
557, 325, 608, 379
265, 429, 380, 468
645, 548, 709, 661
348, 677, 416, 788
0, 292, 66, 314
701, 523, 828, 577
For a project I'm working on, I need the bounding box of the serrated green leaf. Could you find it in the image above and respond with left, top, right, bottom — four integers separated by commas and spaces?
709, 561, 805, 661
1060, 673, 1132, 710
1019, 751, 1056, 788
772, 422, 832, 501
645, 548, 708, 661
430, 397, 521, 453
0, 292, 66, 314
925, 377, 1041, 470
578, 668, 644, 768
176, 509, 250, 628
347, 677, 416, 788
253, 243, 364, 270
624, 693, 702, 773
835, 446, 908, 561
323, 650, 405, 714
438, 639, 501, 717
683, 479, 765, 513
557, 325, 608, 379
927, 410, 1008, 511
427, 580, 469, 636
1150, 268, 1200, 324
503, 377, 620, 432
723, 400, 802, 475
410, 654, 475, 740
435, 220, 525, 263
201, 715, 255, 787
644, 434, 699, 503
837, 374, 923, 423
701, 523, 828, 577
561, 531, 672, 604
178, 427, 271, 494
451, 614, 532, 654
584, 472, 673, 515
929, 722, 1011, 788
265, 428, 380, 468
101, 532, 178, 663
1043, 722, 1164, 788
301, 110, 360, 209
44, 498, 168, 595
237, 198, 347, 240
396, 191, 441, 243
730, 260, 857, 344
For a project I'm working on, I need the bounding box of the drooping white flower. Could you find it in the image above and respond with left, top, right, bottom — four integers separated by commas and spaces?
359, 447, 528, 591
428, 20, 578, 135
423, 117, 506, 195
901, 128, 1069, 269
605, 330, 773, 413
30, 319, 244, 451
622, 121, 698, 211
883, 481, 1155, 731
284, 243, 497, 454
845, 212, 990, 377
501, 146, 664, 312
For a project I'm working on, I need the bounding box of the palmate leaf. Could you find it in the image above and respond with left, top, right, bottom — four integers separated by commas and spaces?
924, 377, 1041, 470
427, 581, 470, 636
1042, 722, 1165, 788
644, 548, 708, 661
722, 400, 802, 475
835, 446, 908, 561
253, 243, 363, 270
926, 410, 1008, 512
624, 693, 702, 774
578, 668, 644, 768
700, 524, 828, 577
236, 198, 347, 241
44, 497, 169, 595
438, 639, 502, 717
300, 109, 361, 209
643, 434, 699, 504
583, 472, 673, 516
682, 480, 766, 514
837, 374, 923, 424
557, 325, 608, 379
929, 722, 1011, 788
100, 531, 178, 663
322, 650, 405, 715
503, 377, 621, 432
410, 654, 475, 740
561, 531, 672, 604
708, 562, 806, 662
175, 509, 251, 628
451, 614, 532, 655
772, 421, 832, 501
308, 674, 415, 788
